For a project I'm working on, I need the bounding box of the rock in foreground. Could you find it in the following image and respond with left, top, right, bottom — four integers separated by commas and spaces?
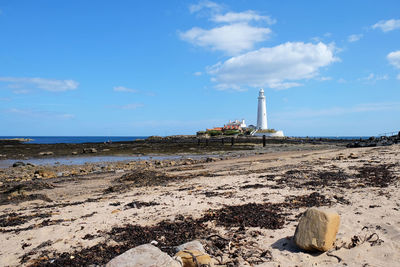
106, 244, 181, 267
175, 250, 213, 267
294, 208, 340, 252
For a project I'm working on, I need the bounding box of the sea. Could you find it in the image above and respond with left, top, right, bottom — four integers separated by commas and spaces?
0, 136, 148, 144
0, 136, 370, 144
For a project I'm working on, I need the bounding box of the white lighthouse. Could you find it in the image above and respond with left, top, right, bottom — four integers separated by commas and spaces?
257, 88, 268, 130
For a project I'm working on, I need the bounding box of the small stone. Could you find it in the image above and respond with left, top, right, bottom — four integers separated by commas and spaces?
34, 169, 57, 179
205, 157, 217, 163
335, 155, 345, 160
294, 208, 340, 252
83, 148, 97, 153
348, 153, 358, 159
106, 244, 180, 267
174, 250, 213, 267
38, 151, 54, 156
71, 151, 78, 155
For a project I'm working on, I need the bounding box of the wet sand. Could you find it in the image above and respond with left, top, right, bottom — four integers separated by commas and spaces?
0, 143, 399, 266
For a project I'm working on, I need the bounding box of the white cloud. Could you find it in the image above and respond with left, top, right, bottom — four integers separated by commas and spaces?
372, 19, 400, 32
12, 89, 30, 94
318, 76, 332, 81
212, 10, 276, 24
7, 108, 74, 119
387, 50, 400, 68
278, 102, 400, 119
311, 36, 322, 42
365, 73, 374, 80
0, 77, 78, 92
207, 42, 337, 90
397, 74, 400, 80
377, 74, 389, 80
113, 86, 138, 93
348, 34, 363, 42
359, 73, 389, 82
193, 71, 202, 76
189, 0, 221, 13
112, 103, 144, 110
311, 33, 332, 43
180, 23, 271, 55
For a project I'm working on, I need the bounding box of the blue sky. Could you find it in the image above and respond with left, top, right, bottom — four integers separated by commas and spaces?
0, 0, 399, 136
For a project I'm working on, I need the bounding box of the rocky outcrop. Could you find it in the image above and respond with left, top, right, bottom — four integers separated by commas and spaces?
294, 208, 340, 252
347, 134, 400, 148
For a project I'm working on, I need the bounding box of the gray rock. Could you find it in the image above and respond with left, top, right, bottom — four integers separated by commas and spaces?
175, 240, 205, 253
206, 157, 217, 163
106, 244, 180, 267
12, 161, 25, 167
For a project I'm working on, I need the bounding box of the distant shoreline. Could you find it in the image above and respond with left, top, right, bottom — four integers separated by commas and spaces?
0, 135, 355, 162
0, 135, 370, 145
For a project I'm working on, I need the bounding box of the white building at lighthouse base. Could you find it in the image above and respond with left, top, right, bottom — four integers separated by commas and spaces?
253, 130, 285, 137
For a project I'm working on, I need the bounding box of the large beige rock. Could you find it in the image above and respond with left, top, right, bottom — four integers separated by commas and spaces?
294, 208, 340, 252
106, 244, 181, 267
175, 250, 213, 267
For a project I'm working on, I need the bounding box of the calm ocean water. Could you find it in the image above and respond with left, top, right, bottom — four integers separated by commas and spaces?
0, 136, 148, 144
0, 136, 369, 144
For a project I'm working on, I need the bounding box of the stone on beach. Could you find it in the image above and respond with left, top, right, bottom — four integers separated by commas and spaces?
294, 208, 340, 252
38, 151, 54, 156
175, 240, 206, 253
83, 148, 97, 153
34, 169, 57, 179
174, 250, 213, 267
105, 244, 181, 267
12, 161, 25, 167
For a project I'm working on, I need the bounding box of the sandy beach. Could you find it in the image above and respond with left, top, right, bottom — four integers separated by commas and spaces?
0, 142, 399, 266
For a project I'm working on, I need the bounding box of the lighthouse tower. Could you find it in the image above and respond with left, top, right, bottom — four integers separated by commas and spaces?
257, 88, 268, 130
